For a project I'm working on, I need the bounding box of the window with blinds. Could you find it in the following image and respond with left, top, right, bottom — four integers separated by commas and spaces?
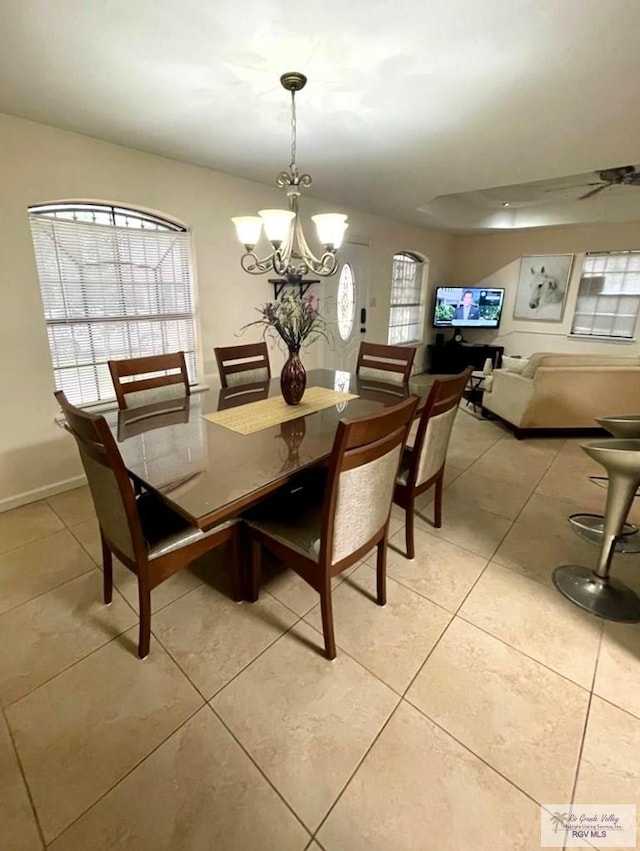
29, 203, 197, 406
387, 252, 426, 345
571, 251, 640, 340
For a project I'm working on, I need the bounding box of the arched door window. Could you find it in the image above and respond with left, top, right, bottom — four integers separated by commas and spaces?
337, 262, 356, 341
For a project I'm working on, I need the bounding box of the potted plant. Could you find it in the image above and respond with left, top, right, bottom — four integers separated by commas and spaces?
242, 291, 328, 405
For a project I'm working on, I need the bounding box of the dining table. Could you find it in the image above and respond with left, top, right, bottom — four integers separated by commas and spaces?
104, 369, 431, 531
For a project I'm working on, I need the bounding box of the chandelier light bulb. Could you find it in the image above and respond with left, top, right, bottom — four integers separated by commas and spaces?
231, 216, 263, 250
312, 214, 348, 250
258, 209, 295, 246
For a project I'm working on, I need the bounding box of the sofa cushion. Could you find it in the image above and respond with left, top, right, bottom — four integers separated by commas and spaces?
521, 352, 640, 379
501, 355, 530, 374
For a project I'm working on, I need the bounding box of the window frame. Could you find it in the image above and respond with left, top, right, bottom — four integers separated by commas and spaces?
387, 251, 427, 346
570, 250, 640, 341
28, 203, 186, 232
29, 201, 198, 408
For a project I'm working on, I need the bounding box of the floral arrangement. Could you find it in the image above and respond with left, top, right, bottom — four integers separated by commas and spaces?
243, 291, 328, 351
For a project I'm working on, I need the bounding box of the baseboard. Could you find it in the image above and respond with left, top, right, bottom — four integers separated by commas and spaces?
480, 409, 607, 439
0, 474, 87, 514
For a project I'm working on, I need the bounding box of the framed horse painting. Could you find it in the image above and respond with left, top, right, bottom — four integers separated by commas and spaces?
513, 254, 574, 321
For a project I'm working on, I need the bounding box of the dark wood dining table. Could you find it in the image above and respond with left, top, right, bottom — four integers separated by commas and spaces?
105, 369, 430, 531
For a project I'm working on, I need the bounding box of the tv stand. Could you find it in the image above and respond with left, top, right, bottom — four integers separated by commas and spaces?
428, 342, 504, 375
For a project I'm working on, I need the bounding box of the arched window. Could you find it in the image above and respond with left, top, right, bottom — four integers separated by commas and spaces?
29, 202, 197, 406
387, 251, 427, 345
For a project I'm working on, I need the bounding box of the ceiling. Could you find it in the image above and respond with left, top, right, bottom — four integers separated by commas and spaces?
1, 0, 640, 232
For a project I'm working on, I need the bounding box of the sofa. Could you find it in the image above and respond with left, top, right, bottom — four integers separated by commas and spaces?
481, 352, 640, 433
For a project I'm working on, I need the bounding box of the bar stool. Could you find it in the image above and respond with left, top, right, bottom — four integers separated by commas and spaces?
570, 415, 640, 553
589, 415, 640, 488
554, 439, 640, 622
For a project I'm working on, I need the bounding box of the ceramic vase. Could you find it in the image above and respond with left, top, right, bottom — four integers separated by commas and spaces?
280, 347, 306, 405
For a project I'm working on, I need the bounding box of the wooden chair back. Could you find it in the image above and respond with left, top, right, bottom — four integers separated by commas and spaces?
356, 342, 416, 382
408, 368, 472, 487
214, 343, 271, 389
55, 390, 147, 564
321, 395, 418, 566
108, 351, 190, 410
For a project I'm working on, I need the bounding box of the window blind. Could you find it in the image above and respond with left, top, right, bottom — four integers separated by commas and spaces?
388, 252, 425, 345
571, 251, 640, 339
29, 212, 198, 406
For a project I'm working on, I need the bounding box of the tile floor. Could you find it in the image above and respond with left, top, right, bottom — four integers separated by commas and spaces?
1, 410, 640, 850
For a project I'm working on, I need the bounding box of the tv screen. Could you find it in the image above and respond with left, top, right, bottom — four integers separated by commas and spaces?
433, 286, 505, 328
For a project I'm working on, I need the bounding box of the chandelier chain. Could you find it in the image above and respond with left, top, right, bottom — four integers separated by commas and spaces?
289, 89, 297, 175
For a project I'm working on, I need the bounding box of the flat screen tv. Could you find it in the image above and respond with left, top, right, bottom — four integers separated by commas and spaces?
433, 286, 505, 329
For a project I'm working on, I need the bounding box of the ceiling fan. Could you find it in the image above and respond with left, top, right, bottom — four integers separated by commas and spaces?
578, 165, 640, 200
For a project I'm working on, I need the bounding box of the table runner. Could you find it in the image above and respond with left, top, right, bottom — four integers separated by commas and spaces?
203, 386, 360, 435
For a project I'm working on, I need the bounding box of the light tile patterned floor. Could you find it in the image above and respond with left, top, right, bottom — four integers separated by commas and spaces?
1, 410, 640, 850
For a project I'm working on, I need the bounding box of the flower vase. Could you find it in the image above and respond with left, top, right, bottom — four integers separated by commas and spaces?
280, 347, 306, 405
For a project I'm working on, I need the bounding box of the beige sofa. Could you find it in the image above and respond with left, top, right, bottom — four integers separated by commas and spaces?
482, 352, 640, 433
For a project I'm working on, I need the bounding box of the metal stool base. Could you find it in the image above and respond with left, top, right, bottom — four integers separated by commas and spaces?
553, 565, 640, 622
589, 475, 640, 496
568, 513, 640, 553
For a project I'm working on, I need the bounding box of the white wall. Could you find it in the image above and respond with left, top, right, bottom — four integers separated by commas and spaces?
449, 222, 640, 356
0, 113, 453, 508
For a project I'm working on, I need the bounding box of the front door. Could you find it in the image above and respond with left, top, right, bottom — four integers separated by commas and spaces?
322, 243, 370, 373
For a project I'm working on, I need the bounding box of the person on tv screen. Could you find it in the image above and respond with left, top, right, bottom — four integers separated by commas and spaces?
454, 290, 480, 321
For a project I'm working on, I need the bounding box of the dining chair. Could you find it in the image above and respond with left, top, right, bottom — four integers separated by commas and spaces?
108, 351, 190, 410
245, 395, 419, 659
393, 368, 472, 559
355, 341, 416, 383
55, 390, 240, 659
214, 342, 271, 388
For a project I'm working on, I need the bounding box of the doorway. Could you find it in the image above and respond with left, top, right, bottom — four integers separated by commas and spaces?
322, 243, 370, 373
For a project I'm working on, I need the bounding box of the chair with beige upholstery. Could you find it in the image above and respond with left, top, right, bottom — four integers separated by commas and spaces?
55, 390, 239, 658
214, 343, 271, 388
245, 396, 418, 659
108, 351, 190, 410
393, 368, 471, 558
356, 341, 416, 383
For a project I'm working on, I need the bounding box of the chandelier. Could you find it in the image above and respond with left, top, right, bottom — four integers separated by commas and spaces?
232, 72, 348, 285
